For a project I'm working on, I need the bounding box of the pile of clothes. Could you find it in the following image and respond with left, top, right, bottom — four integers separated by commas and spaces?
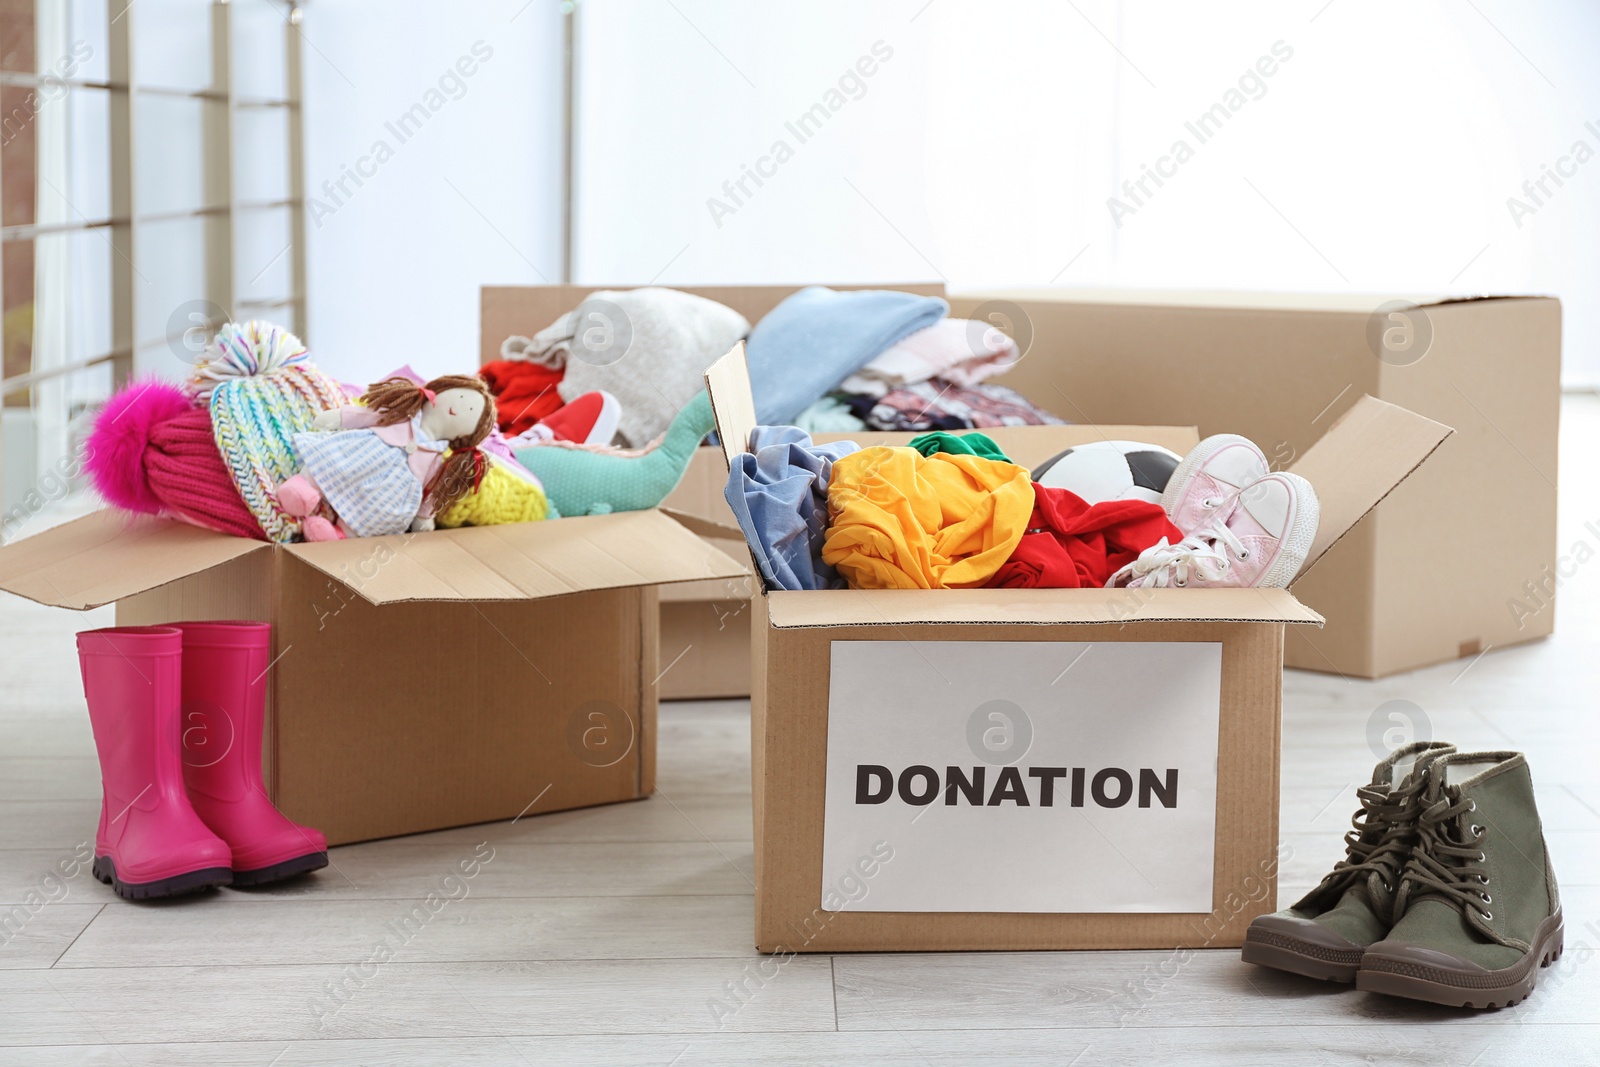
488, 285, 1063, 449
726, 429, 1323, 593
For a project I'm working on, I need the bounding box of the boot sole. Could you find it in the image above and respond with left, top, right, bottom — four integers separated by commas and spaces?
1241, 927, 1362, 983
92, 855, 232, 901
1356, 912, 1564, 1009
231, 850, 330, 888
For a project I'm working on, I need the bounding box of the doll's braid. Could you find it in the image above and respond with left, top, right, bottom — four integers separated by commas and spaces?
417, 376, 497, 515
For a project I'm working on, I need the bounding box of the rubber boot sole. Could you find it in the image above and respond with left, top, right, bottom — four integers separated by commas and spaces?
231, 850, 329, 888
1241, 925, 1363, 983
1356, 912, 1564, 1009
92, 855, 231, 901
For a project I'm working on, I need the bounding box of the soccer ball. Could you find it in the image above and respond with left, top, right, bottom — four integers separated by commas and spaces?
1032, 440, 1182, 505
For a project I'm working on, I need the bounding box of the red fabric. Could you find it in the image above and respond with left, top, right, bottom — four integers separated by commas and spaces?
986, 484, 1183, 589
479, 360, 565, 436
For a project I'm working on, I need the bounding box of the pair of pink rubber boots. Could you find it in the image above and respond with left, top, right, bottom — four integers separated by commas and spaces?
76, 621, 327, 900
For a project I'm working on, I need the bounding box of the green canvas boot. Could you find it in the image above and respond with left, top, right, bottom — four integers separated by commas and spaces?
1241, 741, 1455, 982
1357, 751, 1563, 1008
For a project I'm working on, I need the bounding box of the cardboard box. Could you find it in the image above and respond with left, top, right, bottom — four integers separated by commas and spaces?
947, 289, 1562, 678
0, 509, 745, 845
481, 284, 946, 701
704, 343, 1452, 952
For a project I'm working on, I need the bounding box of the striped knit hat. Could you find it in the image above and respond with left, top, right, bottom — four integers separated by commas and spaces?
191, 321, 349, 543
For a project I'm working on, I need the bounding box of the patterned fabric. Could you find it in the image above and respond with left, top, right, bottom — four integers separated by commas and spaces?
201, 322, 348, 543
844, 378, 1066, 433
293, 429, 440, 538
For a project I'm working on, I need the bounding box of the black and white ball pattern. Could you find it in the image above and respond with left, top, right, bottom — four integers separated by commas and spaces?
1032, 440, 1182, 505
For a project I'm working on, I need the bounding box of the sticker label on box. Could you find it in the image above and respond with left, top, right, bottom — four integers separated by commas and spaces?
821, 640, 1222, 914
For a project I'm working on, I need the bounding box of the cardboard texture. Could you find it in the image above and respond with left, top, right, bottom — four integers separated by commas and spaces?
0, 503, 746, 846
703, 343, 1450, 953
483, 284, 945, 701
948, 288, 1559, 677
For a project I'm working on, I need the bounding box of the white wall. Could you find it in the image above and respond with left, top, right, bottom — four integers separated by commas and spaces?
572, 0, 1600, 386
302, 0, 564, 384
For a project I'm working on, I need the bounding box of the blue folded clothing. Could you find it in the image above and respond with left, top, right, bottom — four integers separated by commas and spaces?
724, 425, 860, 591
745, 286, 948, 425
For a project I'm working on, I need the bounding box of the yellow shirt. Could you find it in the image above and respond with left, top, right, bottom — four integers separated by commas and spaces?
822, 446, 1034, 589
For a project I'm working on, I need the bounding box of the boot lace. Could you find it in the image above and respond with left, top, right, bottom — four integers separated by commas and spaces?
1311, 774, 1427, 904
1107, 523, 1248, 588
1398, 785, 1495, 925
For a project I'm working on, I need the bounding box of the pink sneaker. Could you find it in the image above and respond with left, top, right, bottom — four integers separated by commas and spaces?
1162, 434, 1271, 536
1110, 472, 1320, 589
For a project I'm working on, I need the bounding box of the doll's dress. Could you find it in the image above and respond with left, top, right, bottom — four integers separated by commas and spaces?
292, 414, 449, 538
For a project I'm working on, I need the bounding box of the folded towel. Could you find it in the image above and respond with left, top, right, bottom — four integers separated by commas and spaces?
724, 426, 860, 591
840, 317, 1019, 397
522, 288, 749, 448
745, 287, 947, 425
792, 395, 866, 434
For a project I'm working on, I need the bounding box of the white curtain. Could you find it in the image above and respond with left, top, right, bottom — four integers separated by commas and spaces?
32, 0, 73, 480
572, 0, 1600, 386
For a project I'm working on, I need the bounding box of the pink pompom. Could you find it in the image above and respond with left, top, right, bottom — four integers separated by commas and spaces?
86, 378, 197, 514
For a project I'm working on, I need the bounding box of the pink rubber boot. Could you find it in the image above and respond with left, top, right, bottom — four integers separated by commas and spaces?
174, 621, 329, 886
77, 626, 233, 899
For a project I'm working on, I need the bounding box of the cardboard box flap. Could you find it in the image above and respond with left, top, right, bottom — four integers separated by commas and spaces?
660, 507, 743, 542
955, 287, 1551, 314
284, 510, 747, 605
0, 511, 270, 610
1287, 395, 1454, 582
705, 341, 758, 471
766, 587, 1323, 628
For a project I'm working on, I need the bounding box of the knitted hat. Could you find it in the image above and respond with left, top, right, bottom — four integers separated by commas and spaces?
192, 321, 349, 543
86, 378, 268, 540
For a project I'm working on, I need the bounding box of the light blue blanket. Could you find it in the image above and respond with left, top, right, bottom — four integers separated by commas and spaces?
745, 286, 947, 425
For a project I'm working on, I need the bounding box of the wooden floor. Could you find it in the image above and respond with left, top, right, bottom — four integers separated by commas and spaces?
2, 395, 1597, 1065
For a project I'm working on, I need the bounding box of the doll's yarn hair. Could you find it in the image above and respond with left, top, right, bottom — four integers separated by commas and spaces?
359, 375, 498, 516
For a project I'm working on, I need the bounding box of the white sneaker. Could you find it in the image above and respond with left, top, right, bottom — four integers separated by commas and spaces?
1109, 471, 1320, 589
1162, 434, 1272, 536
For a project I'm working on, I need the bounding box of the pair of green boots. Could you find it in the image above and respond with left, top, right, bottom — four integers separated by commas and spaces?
1242, 742, 1563, 1009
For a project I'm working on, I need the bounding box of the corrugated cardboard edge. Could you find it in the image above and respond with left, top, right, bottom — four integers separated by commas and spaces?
705, 340, 758, 471
766, 588, 1324, 628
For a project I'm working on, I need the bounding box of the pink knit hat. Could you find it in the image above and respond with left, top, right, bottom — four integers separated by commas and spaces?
86, 379, 267, 541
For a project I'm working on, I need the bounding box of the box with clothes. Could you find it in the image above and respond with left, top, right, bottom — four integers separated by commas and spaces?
479, 282, 1065, 698
702, 343, 1454, 953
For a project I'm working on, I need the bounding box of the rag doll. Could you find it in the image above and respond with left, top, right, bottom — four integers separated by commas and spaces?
277, 375, 496, 541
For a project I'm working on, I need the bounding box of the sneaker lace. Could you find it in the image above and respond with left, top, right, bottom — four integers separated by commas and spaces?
1311, 775, 1427, 906
1398, 784, 1500, 932
1115, 522, 1249, 588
